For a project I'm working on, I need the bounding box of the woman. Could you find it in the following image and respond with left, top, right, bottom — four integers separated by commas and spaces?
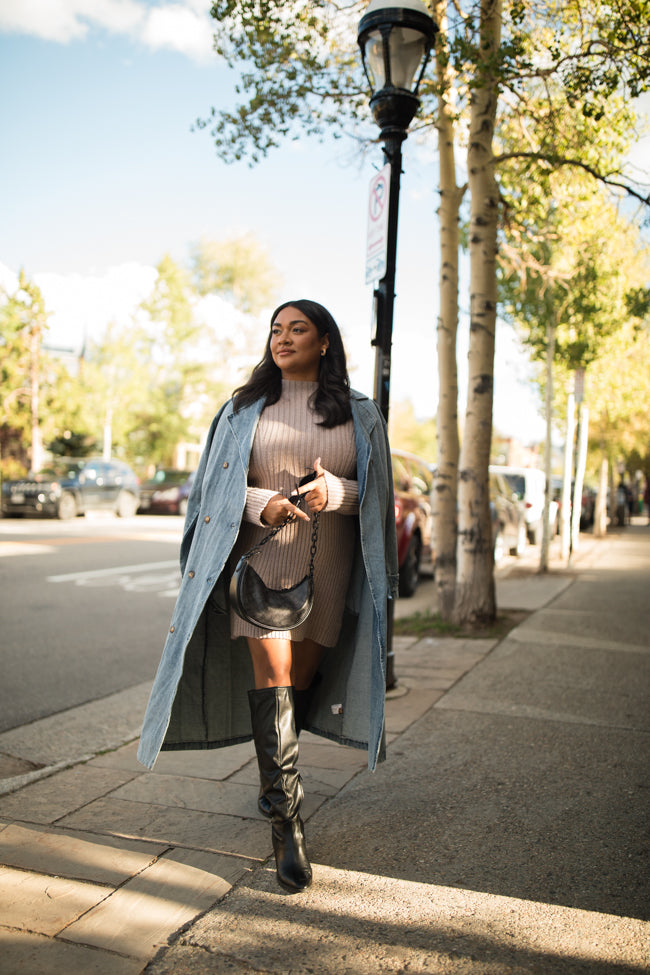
138, 299, 398, 893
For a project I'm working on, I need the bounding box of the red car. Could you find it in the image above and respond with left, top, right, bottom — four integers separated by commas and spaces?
391, 450, 435, 597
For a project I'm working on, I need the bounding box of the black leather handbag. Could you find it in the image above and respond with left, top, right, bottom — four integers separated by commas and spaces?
230, 492, 320, 630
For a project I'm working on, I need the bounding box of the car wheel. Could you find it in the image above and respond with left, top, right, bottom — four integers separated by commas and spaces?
527, 519, 541, 545
178, 498, 188, 517
398, 533, 422, 598
57, 492, 78, 520
116, 490, 138, 518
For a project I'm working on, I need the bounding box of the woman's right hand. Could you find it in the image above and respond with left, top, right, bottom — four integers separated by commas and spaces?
260, 493, 311, 526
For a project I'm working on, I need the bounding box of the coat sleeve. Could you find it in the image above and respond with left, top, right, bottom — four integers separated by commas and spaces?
179, 402, 228, 576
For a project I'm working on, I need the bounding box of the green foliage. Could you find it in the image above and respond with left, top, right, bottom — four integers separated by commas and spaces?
201, 0, 650, 210
199, 1, 367, 163
0, 271, 48, 438
190, 234, 278, 313
1, 238, 278, 472
500, 181, 649, 370
388, 401, 437, 462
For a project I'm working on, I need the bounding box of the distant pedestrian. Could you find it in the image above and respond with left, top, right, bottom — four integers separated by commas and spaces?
137, 299, 398, 893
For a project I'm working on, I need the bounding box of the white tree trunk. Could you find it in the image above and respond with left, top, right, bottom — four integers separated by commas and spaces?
594, 455, 608, 537
560, 392, 575, 561
433, 0, 462, 620
539, 318, 555, 572
30, 312, 44, 473
571, 404, 589, 552
455, 0, 502, 624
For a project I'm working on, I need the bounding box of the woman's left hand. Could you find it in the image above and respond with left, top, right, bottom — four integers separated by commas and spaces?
292, 457, 328, 513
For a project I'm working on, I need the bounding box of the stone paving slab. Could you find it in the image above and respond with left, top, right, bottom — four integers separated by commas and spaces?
0, 865, 111, 937
0, 930, 144, 975
58, 796, 272, 860
384, 686, 445, 732
89, 739, 257, 779
0, 822, 165, 885
436, 635, 650, 730
0, 765, 137, 825
146, 864, 649, 975
63, 847, 246, 961
111, 774, 263, 818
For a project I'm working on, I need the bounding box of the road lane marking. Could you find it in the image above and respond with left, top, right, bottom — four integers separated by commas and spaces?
47, 560, 181, 597
48, 560, 178, 582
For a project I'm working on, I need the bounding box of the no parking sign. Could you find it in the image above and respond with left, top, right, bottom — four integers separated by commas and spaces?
365, 164, 390, 283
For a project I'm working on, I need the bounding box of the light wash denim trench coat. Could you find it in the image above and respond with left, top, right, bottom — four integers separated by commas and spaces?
137, 389, 399, 773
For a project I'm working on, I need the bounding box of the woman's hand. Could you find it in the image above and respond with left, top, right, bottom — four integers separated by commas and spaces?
291, 458, 328, 514
260, 493, 310, 526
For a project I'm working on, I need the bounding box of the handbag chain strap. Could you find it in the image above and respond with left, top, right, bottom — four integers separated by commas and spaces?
240, 495, 320, 576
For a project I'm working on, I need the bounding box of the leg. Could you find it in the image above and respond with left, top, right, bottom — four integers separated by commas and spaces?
249, 636, 324, 821
246, 637, 312, 892
290, 637, 324, 691
248, 686, 312, 892
247, 636, 293, 688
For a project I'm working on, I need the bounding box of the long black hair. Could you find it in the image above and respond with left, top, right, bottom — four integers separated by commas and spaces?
232, 299, 352, 428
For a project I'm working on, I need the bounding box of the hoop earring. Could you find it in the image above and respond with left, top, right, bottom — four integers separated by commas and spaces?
321, 349, 326, 357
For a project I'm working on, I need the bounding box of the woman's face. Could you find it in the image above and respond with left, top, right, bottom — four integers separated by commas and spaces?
270, 306, 329, 381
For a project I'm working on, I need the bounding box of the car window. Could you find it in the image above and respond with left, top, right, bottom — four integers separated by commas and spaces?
39, 461, 85, 479
152, 470, 190, 485
503, 473, 525, 498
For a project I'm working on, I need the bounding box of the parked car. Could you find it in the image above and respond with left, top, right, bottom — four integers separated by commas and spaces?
490, 465, 558, 544
391, 449, 435, 597
489, 470, 527, 562
580, 486, 596, 529
137, 469, 195, 516
1, 458, 140, 520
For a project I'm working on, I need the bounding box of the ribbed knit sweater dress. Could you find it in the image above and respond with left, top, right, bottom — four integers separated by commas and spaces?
230, 380, 359, 645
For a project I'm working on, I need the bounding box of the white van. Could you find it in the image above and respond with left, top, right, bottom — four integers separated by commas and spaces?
489, 466, 557, 544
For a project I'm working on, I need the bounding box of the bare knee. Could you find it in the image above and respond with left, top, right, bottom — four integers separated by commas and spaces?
247, 637, 292, 689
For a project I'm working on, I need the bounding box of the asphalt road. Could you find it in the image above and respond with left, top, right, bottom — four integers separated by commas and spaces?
0, 511, 541, 737
0, 512, 185, 733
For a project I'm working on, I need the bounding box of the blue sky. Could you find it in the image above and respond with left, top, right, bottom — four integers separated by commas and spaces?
6, 0, 644, 445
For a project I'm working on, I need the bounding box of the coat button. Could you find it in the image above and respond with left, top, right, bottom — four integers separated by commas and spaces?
204, 515, 210, 523
222, 462, 229, 469
170, 625, 175, 633
188, 571, 195, 578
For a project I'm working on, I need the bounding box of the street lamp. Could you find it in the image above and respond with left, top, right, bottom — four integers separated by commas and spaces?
358, 0, 437, 691
358, 0, 437, 421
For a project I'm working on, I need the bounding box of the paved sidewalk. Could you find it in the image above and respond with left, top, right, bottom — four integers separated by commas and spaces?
1, 526, 648, 973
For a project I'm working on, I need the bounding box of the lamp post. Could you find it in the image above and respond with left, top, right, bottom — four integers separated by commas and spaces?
358, 0, 437, 422
358, 0, 437, 690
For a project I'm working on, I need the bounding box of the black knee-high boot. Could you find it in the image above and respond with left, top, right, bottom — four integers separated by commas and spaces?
256, 675, 321, 819
248, 686, 312, 892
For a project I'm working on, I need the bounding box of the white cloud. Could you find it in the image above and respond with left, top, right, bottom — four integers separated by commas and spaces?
0, 0, 215, 61
34, 263, 158, 352
0, 262, 19, 295
141, 4, 214, 60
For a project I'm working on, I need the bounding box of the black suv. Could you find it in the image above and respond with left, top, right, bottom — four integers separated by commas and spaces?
1, 458, 140, 520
